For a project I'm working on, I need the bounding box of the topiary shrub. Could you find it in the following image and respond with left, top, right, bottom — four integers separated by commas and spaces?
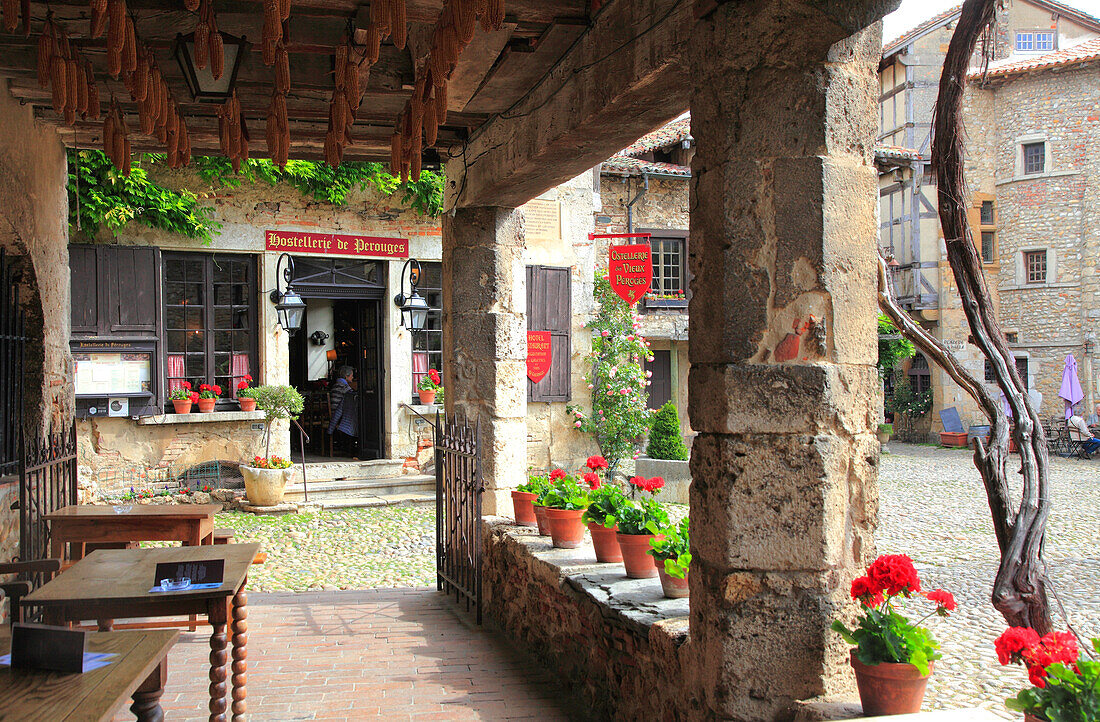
646, 402, 689, 461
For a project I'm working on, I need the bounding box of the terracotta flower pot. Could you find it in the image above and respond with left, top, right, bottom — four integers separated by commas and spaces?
545, 508, 586, 549
239, 397, 257, 412
850, 651, 932, 717
587, 521, 622, 563
171, 399, 192, 414
533, 505, 551, 536
656, 564, 689, 598
617, 533, 664, 578
417, 389, 437, 405
241, 465, 289, 507
197, 397, 216, 413
511, 490, 538, 527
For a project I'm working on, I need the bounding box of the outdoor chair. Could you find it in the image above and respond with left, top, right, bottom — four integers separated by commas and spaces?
1059, 421, 1092, 460
1043, 417, 1065, 455
0, 558, 62, 625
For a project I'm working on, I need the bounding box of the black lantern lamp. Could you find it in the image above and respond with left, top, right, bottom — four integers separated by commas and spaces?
270, 253, 306, 334
174, 32, 249, 103
394, 258, 430, 331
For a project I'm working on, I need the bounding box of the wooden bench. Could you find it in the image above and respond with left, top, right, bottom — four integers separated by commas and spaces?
213, 528, 235, 545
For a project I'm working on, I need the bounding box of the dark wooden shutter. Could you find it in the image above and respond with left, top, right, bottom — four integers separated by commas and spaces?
69, 245, 100, 334
646, 350, 672, 410
107, 246, 159, 333
527, 265, 571, 402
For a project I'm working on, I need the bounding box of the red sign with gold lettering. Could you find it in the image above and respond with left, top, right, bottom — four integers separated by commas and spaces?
608, 241, 652, 305
527, 331, 552, 383
265, 230, 409, 259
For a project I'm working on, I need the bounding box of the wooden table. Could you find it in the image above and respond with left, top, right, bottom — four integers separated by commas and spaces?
0, 628, 178, 721
24, 543, 259, 722
47, 504, 223, 561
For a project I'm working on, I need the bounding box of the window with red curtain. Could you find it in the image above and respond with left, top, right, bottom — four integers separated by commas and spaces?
164, 253, 258, 405
411, 262, 442, 401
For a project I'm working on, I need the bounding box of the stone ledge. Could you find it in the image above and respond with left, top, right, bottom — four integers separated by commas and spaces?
136, 410, 267, 425
483, 516, 690, 640
792, 698, 1003, 722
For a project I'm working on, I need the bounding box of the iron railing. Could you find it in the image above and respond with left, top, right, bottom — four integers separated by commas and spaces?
435, 411, 482, 624
0, 249, 25, 478
19, 424, 78, 566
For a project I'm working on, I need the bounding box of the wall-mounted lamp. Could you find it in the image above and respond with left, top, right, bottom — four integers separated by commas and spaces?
269, 253, 306, 334
393, 258, 430, 332
174, 32, 249, 103
310, 330, 330, 346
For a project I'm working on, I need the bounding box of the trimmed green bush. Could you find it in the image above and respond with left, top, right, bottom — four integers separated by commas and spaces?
646, 402, 689, 461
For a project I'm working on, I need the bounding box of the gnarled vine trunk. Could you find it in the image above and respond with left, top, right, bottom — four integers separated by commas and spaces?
887, 0, 1053, 632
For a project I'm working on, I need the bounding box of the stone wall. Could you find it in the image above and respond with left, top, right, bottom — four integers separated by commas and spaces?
482, 518, 698, 720
0, 81, 72, 567
596, 175, 689, 234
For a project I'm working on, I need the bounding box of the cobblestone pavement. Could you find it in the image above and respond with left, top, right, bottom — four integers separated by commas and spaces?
214, 505, 436, 592
878, 442, 1100, 718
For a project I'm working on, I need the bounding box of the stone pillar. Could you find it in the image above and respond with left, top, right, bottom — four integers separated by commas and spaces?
687, 2, 891, 718
442, 207, 526, 515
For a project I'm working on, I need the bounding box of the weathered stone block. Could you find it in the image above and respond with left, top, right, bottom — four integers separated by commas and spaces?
688, 363, 880, 437
689, 433, 875, 573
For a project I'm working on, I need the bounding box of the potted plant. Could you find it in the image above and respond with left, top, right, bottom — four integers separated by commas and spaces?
877, 422, 893, 445
995, 627, 1097, 722
831, 554, 956, 716
417, 368, 442, 405
615, 476, 669, 578
649, 516, 690, 598
236, 375, 257, 412
541, 472, 591, 549
169, 382, 198, 414
240, 385, 304, 506
240, 455, 293, 506
196, 383, 221, 412
513, 472, 548, 529
579, 455, 625, 562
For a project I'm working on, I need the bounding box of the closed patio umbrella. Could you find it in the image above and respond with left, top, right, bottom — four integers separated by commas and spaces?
1059, 354, 1084, 420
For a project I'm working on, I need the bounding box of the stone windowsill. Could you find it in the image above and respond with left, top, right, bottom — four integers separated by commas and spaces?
403, 404, 442, 416
483, 516, 689, 640
136, 410, 267, 426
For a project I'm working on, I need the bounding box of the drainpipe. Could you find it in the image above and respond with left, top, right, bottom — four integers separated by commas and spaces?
625, 173, 649, 233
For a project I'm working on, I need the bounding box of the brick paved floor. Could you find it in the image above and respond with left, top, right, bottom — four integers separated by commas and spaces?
118, 588, 575, 721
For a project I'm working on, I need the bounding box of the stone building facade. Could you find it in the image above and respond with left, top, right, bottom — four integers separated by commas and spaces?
877, 1, 1100, 436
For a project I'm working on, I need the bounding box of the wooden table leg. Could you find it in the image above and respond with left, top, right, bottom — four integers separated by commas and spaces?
187, 524, 203, 632
208, 599, 229, 722
131, 657, 168, 722
50, 535, 65, 563
231, 588, 248, 722
97, 618, 114, 631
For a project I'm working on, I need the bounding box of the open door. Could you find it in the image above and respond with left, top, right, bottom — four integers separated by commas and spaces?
358, 300, 384, 459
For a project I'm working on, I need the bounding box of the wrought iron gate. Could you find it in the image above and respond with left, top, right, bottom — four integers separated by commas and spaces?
19, 425, 77, 565
435, 412, 483, 624
0, 248, 25, 478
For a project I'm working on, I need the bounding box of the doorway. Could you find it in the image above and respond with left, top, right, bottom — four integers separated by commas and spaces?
289, 258, 386, 460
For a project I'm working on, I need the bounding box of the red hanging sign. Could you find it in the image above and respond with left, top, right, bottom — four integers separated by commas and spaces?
527, 331, 552, 383
607, 239, 652, 305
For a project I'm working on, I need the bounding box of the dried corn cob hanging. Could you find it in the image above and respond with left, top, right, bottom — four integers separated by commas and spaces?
262, 0, 281, 65
371, 0, 390, 37
90, 0, 109, 38
106, 0, 126, 78
85, 60, 101, 120
486, 0, 504, 31
275, 41, 290, 94
2, 0, 18, 32
36, 22, 52, 88
278, 0, 290, 21
197, 0, 224, 80
364, 22, 380, 65
390, 123, 402, 176
391, 0, 407, 49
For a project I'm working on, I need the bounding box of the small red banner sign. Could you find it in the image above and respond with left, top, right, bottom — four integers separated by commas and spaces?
608, 241, 652, 305
527, 331, 552, 383
265, 230, 409, 259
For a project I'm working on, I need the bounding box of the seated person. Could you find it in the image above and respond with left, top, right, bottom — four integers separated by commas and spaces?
1087, 403, 1100, 430
1067, 414, 1100, 456
328, 366, 359, 452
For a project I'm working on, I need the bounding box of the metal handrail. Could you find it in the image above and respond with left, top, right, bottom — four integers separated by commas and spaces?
399, 402, 438, 429
292, 419, 310, 503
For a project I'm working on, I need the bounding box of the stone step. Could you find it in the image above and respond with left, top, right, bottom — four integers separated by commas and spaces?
310, 491, 436, 510
285, 459, 407, 484
284, 474, 435, 502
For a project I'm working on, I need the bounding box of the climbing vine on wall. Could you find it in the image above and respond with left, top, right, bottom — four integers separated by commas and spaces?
567, 271, 655, 478
68, 151, 444, 243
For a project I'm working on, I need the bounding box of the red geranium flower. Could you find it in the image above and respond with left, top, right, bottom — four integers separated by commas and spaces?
867, 554, 921, 596
182, 381, 191, 390
212, 385, 222, 395
549, 469, 566, 481
995, 627, 1041, 665
429, 369, 441, 385
583, 472, 600, 490
925, 589, 957, 612
629, 476, 645, 489
188, 391, 199, 403
237, 380, 249, 390
199, 384, 209, 391
850, 576, 885, 606
646, 476, 665, 492
244, 374, 253, 382
586, 455, 608, 471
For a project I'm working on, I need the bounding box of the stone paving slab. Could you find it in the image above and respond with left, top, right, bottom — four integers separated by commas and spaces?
112, 588, 575, 722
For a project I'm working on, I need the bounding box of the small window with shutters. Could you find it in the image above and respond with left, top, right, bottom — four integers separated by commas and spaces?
527, 265, 571, 402
69, 245, 160, 336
